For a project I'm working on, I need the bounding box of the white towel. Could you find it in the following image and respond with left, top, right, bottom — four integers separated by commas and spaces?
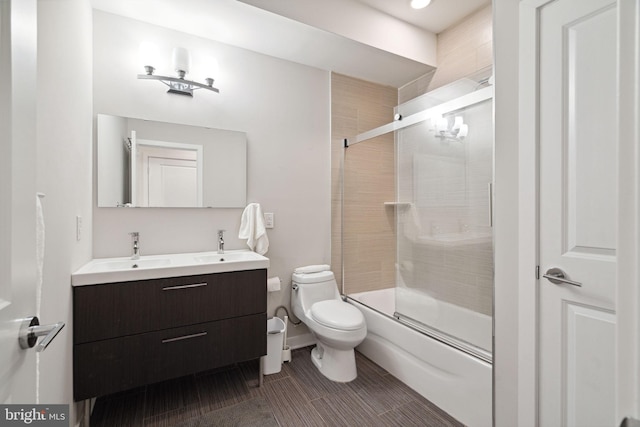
239, 203, 269, 255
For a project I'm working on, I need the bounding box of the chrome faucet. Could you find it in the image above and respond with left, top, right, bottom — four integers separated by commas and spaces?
217, 229, 225, 254
129, 232, 140, 260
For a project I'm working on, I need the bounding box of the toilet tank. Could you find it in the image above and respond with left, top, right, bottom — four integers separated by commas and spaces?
292, 270, 341, 312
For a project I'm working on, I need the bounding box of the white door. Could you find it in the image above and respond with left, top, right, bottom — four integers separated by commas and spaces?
538, 0, 618, 425
147, 157, 198, 207
132, 138, 203, 207
521, 0, 640, 424
0, 0, 39, 403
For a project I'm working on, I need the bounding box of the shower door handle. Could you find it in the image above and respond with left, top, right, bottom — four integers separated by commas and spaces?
543, 268, 582, 287
488, 182, 493, 227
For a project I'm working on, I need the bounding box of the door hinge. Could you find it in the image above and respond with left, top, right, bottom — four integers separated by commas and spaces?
536, 265, 540, 280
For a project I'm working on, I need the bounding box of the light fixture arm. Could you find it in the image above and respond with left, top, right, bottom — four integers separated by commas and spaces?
137, 73, 219, 96
137, 44, 219, 97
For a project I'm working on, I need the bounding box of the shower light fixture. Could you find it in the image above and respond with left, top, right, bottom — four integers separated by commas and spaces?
433, 115, 469, 141
410, 0, 431, 9
137, 43, 219, 97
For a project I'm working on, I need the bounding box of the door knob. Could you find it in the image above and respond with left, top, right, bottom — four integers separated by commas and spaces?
18, 316, 65, 352
543, 267, 583, 287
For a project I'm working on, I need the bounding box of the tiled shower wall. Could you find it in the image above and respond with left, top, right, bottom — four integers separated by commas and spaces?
331, 73, 397, 294
399, 4, 493, 104
332, 4, 493, 298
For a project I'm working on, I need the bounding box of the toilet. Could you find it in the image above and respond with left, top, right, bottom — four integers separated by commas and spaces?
291, 265, 366, 382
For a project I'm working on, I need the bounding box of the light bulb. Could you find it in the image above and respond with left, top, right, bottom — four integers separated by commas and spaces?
452, 116, 464, 132
437, 117, 448, 133
139, 41, 159, 74
458, 124, 469, 139
201, 57, 219, 84
172, 47, 191, 77
410, 0, 431, 9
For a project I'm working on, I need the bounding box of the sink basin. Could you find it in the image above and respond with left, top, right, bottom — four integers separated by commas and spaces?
193, 251, 266, 264
72, 250, 270, 286
86, 258, 171, 271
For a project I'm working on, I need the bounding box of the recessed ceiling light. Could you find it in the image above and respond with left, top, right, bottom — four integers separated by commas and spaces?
410, 0, 431, 9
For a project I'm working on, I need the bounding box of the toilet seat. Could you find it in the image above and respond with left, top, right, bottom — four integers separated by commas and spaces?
310, 300, 365, 331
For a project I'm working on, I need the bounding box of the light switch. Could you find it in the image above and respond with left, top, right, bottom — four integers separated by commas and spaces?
264, 212, 274, 229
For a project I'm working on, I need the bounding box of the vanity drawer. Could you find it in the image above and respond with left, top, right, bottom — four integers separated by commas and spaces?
74, 269, 267, 343
73, 312, 266, 401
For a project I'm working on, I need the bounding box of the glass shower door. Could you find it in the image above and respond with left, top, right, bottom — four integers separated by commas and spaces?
395, 97, 494, 357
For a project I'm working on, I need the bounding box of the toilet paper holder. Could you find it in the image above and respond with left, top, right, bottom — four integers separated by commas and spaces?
267, 276, 281, 292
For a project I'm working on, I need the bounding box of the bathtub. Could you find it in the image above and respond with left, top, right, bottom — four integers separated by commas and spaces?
381, 286, 492, 354
349, 288, 492, 427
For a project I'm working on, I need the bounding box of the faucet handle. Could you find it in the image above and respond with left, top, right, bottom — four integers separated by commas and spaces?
217, 230, 225, 254
129, 232, 140, 260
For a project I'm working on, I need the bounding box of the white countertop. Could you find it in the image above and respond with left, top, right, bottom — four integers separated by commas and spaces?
72, 250, 270, 286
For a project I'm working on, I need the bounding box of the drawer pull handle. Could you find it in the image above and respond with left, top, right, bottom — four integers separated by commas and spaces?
162, 332, 207, 344
162, 282, 207, 291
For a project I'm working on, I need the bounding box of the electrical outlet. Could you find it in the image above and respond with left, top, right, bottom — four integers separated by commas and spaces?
264, 212, 274, 229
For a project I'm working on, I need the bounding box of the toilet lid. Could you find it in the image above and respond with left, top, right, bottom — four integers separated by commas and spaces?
310, 300, 365, 331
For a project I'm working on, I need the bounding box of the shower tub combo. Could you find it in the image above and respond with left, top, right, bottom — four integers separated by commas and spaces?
350, 289, 491, 426
341, 80, 494, 427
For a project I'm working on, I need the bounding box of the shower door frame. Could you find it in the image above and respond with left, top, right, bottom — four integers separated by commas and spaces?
341, 85, 495, 363
353, 86, 494, 145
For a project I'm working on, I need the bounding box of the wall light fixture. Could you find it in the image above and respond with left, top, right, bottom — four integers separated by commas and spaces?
137, 43, 219, 97
432, 115, 469, 141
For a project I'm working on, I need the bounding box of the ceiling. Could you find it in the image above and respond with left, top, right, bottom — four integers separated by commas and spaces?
355, 0, 490, 34
91, 0, 490, 88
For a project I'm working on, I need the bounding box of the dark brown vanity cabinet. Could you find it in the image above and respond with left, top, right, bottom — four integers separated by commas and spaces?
73, 269, 267, 401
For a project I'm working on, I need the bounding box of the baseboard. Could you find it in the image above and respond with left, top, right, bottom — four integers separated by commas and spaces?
286, 333, 315, 350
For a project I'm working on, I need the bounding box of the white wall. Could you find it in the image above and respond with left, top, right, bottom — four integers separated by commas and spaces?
493, 0, 520, 425
92, 11, 331, 334
36, 0, 93, 423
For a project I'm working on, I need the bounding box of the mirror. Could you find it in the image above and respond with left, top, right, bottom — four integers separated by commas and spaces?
97, 114, 247, 208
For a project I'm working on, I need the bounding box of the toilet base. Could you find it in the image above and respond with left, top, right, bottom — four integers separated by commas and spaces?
310, 344, 357, 382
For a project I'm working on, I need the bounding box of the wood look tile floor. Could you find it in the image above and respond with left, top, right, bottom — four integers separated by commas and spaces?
90, 347, 465, 427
